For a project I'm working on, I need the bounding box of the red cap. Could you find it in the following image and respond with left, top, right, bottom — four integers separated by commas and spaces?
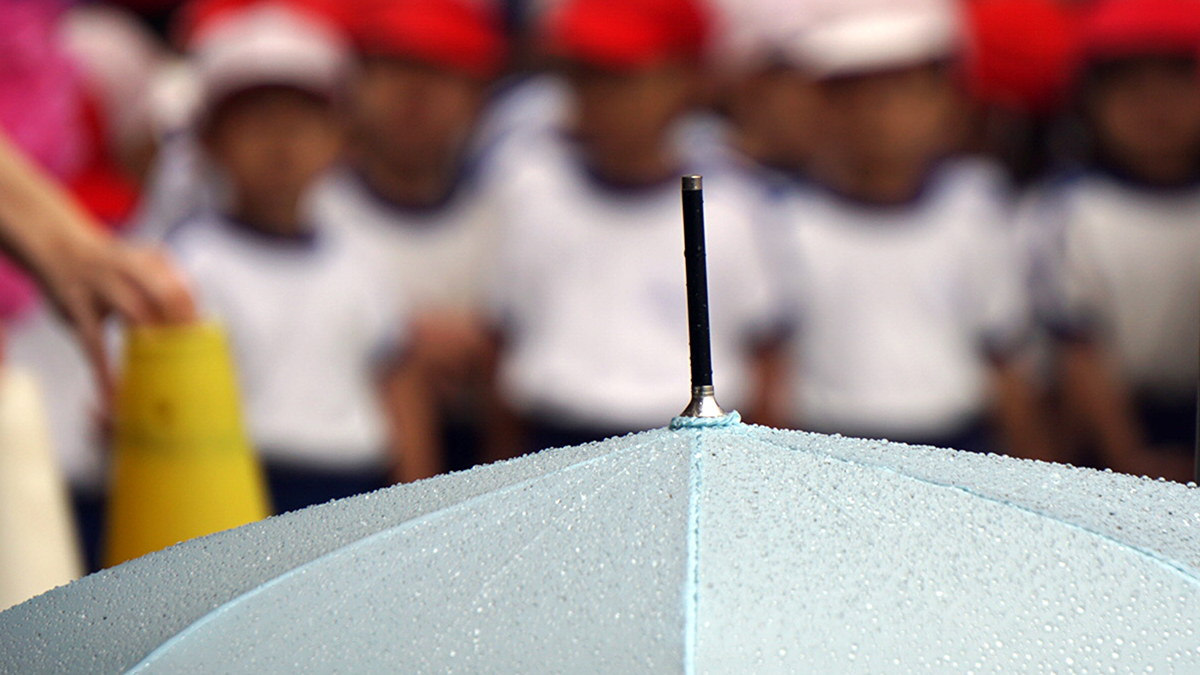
1081, 0, 1200, 59
542, 0, 713, 70
353, 0, 507, 79
963, 0, 1081, 113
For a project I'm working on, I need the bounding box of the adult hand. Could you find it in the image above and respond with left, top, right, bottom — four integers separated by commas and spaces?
0, 132, 196, 397
34, 232, 196, 398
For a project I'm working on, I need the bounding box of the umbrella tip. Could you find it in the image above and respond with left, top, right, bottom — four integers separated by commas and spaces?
679, 174, 725, 419
679, 384, 727, 419
671, 406, 740, 429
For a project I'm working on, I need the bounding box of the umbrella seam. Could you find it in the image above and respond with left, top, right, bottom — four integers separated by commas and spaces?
740, 426, 1200, 587
451, 452, 648, 630
683, 429, 703, 675
120, 433, 674, 673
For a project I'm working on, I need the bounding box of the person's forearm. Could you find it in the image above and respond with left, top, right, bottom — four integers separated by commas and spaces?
745, 337, 791, 428
0, 131, 196, 397
1059, 340, 1145, 471
0, 132, 100, 273
381, 359, 443, 484
480, 330, 527, 463
990, 358, 1058, 462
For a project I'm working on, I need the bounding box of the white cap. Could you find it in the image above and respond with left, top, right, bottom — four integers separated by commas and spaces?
791, 0, 960, 78
191, 3, 349, 118
60, 4, 166, 152
709, 0, 816, 74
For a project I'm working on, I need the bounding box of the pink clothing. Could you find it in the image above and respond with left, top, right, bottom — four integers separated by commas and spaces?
0, 1, 89, 320
0, 257, 36, 322
0, 0, 87, 181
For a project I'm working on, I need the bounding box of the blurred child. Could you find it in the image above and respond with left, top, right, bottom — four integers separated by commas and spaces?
764, 0, 1054, 460
318, 0, 503, 300
167, 1, 421, 512
309, 0, 508, 478
1026, 0, 1200, 481
707, 0, 819, 176
961, 0, 1080, 186
485, 0, 777, 456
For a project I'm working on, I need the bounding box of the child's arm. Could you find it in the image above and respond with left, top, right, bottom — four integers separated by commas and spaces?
988, 355, 1058, 462
744, 335, 791, 428
1060, 339, 1141, 467
480, 327, 526, 463
1058, 338, 1193, 481
379, 350, 443, 484
976, 184, 1059, 462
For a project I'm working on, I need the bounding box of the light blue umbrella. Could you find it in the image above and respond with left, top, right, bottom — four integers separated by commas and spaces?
2, 417, 1199, 673
3, 177, 1198, 672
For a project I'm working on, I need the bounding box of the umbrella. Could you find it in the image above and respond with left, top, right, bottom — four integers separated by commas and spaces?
3, 177, 1199, 672
2, 420, 1199, 673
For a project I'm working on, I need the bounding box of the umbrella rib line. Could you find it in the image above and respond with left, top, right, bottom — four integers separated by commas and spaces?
453, 452, 647, 621
121, 435, 671, 672
744, 429, 1200, 586
683, 430, 704, 675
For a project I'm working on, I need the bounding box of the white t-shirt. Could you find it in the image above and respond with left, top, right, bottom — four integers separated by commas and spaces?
129, 132, 224, 242
1026, 171, 1200, 399
167, 215, 406, 469
475, 75, 567, 158
487, 129, 778, 430
769, 159, 1029, 437
308, 167, 497, 312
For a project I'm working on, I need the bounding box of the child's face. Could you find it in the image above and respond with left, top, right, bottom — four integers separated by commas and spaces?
734, 64, 819, 169
815, 64, 960, 176
348, 59, 487, 172
1089, 56, 1200, 181
565, 63, 696, 173
205, 86, 342, 216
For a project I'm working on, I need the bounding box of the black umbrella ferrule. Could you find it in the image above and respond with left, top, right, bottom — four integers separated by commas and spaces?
682, 176, 713, 389
679, 175, 726, 419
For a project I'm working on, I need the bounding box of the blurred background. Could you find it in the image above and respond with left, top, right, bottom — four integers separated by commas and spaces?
2, 0, 1199, 607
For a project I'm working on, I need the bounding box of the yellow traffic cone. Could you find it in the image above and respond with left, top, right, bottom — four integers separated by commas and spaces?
0, 367, 82, 610
104, 322, 269, 567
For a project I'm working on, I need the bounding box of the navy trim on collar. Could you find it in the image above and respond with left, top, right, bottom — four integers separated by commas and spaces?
351, 161, 475, 217
582, 162, 682, 195
809, 157, 951, 211
222, 215, 320, 249
559, 131, 682, 196
1091, 156, 1200, 194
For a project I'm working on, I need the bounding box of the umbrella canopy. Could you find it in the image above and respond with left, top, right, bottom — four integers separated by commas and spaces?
3, 414, 1199, 673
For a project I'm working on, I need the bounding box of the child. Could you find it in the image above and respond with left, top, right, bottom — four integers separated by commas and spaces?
1026, 0, 1200, 481
315, 0, 504, 305
960, 0, 1080, 185
764, 0, 1054, 460
485, 0, 777, 456
167, 1, 422, 511
309, 0, 507, 477
707, 0, 819, 177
